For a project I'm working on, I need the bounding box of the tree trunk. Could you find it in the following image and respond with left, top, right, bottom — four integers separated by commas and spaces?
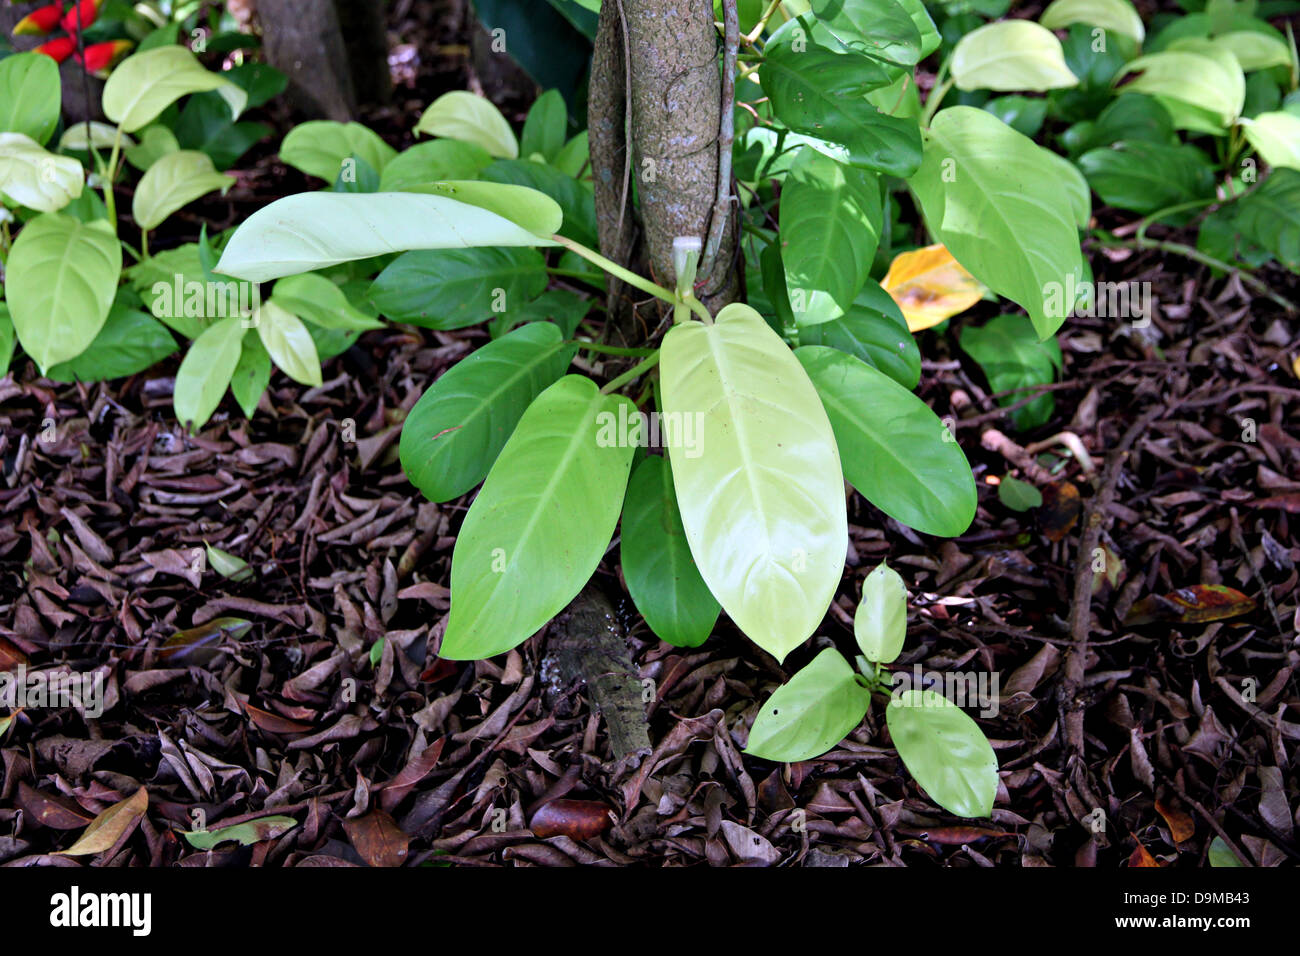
335, 0, 392, 106
258, 0, 358, 120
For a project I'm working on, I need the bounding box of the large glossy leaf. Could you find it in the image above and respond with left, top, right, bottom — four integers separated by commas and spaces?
1234, 169, 1300, 270
46, 303, 178, 383
909, 106, 1084, 339
781, 148, 881, 318
760, 28, 921, 177
855, 561, 907, 664
0, 52, 61, 144
173, 316, 246, 429
797, 279, 920, 389
744, 648, 871, 761
254, 300, 322, 387
415, 91, 518, 159
1076, 140, 1215, 214
960, 313, 1062, 431
1039, 0, 1144, 45
406, 179, 564, 237
270, 273, 383, 331
5, 214, 121, 373
1241, 112, 1300, 171
886, 689, 998, 818
1068, 94, 1176, 155
660, 304, 848, 663
103, 46, 247, 133
795, 346, 976, 536
400, 322, 577, 502
440, 375, 635, 659
621, 456, 720, 648
214, 192, 557, 283
378, 139, 492, 191
810, 0, 924, 66
368, 247, 547, 327
951, 21, 1079, 92
279, 120, 397, 181
520, 89, 567, 161
1117, 49, 1244, 126
132, 149, 235, 230
1217, 30, 1291, 71
0, 133, 83, 212
479, 160, 597, 247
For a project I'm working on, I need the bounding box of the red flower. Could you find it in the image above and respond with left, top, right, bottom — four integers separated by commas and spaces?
60, 0, 101, 34
34, 35, 76, 63
75, 39, 132, 77
13, 2, 63, 36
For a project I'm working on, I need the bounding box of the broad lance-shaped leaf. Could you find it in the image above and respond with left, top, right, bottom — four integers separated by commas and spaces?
415, 90, 518, 159
1039, 0, 1144, 45
1115, 48, 1243, 127
400, 322, 577, 503
173, 316, 246, 429
795, 346, 976, 537
951, 21, 1078, 92
908, 106, 1084, 339
744, 648, 871, 761
0, 132, 83, 212
1240, 112, 1300, 172
621, 456, 720, 649
6, 213, 120, 373
886, 689, 998, 818
440, 375, 635, 660
215, 191, 558, 283
855, 562, 907, 664
0, 52, 62, 145
270, 273, 383, 331
132, 149, 235, 231
279, 120, 397, 181
103, 46, 246, 133
255, 300, 322, 387
660, 304, 848, 663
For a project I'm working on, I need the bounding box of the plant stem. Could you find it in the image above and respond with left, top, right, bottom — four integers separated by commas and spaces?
743, 0, 785, 44
140, 229, 150, 260
550, 234, 713, 323
103, 124, 124, 231
920, 74, 954, 128
570, 340, 657, 357
600, 351, 661, 394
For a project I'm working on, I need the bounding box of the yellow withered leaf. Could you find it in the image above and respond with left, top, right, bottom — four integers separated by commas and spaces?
881, 244, 985, 332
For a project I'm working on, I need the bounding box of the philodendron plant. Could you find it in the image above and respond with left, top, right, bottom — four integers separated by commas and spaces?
206, 0, 1087, 800
746, 562, 999, 818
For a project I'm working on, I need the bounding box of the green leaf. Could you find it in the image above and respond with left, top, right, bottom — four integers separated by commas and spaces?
205, 543, 253, 581
781, 149, 882, 318
621, 456, 721, 648
744, 648, 872, 761
909, 106, 1084, 339
400, 322, 577, 502
230, 332, 271, 418
797, 279, 920, 389
0, 133, 84, 212
983, 95, 1049, 138
279, 120, 397, 181
951, 21, 1079, 92
1040, 0, 1145, 45
215, 192, 557, 283
5, 214, 121, 373
1208, 836, 1244, 867
270, 273, 383, 331
795, 346, 976, 536
59, 122, 133, 152
415, 91, 519, 159
254, 300, 322, 387
1069, 94, 1176, 155
998, 474, 1042, 510
0, 305, 15, 377
1077, 140, 1216, 214
960, 313, 1062, 431
103, 46, 247, 133
183, 815, 297, 850
368, 247, 547, 328
856, 562, 908, 664
125, 125, 181, 172
1217, 29, 1292, 71
895, 0, 942, 58
760, 30, 922, 177
1234, 168, 1300, 269
660, 304, 848, 663
887, 689, 998, 818
1117, 49, 1244, 126
405, 179, 564, 237
520, 88, 567, 161
377, 140, 492, 191
440, 375, 635, 660
489, 288, 592, 339
479, 159, 598, 247
132, 149, 235, 231
0, 52, 61, 145
1240, 111, 1300, 170
46, 303, 178, 383
810, 0, 925, 66
173, 316, 246, 429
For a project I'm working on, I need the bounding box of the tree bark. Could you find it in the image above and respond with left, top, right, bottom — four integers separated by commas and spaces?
258, 0, 358, 120
335, 0, 393, 107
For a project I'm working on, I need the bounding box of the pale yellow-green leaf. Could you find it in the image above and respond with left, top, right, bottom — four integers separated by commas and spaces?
1217, 30, 1291, 72
1120, 48, 1244, 126
59, 122, 133, 152
173, 316, 246, 429
405, 180, 562, 236
279, 120, 397, 181
0, 132, 83, 212
660, 303, 848, 663
1240, 112, 1300, 171
855, 562, 908, 664
415, 91, 518, 159
254, 300, 322, 387
103, 46, 247, 133
952, 21, 1079, 92
205, 543, 253, 581
1039, 0, 1144, 45
132, 150, 235, 231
